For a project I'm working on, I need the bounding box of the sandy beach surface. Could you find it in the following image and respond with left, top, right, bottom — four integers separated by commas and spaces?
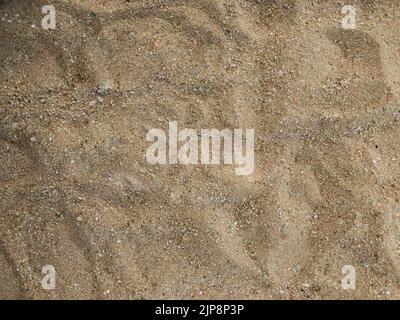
1, 0, 400, 299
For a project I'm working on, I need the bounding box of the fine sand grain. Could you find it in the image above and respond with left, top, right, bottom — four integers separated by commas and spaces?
1, 0, 400, 299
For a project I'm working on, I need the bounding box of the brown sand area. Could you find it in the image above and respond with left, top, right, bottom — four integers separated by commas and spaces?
1, 0, 400, 299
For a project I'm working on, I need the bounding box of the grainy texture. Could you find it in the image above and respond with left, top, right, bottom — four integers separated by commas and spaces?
1, 0, 400, 299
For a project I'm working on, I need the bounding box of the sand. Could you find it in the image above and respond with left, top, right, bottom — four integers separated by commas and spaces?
1, 0, 400, 299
